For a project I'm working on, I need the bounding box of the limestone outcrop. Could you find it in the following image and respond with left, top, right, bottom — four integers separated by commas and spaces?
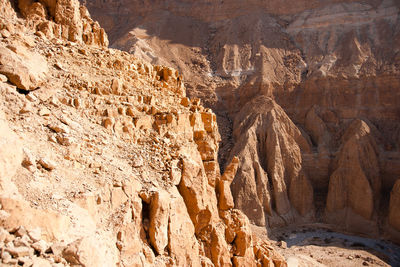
0, 1, 286, 266
18, 0, 108, 46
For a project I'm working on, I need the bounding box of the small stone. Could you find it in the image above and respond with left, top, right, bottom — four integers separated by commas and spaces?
54, 62, 64, 70
56, 134, 74, 146
22, 148, 36, 169
38, 158, 56, 171
13, 235, 31, 247
20, 102, 33, 114
32, 240, 49, 254
180, 97, 190, 107
277, 240, 287, 249
28, 228, 41, 242
0, 74, 7, 82
1, 29, 11, 38
5, 240, 14, 248
111, 78, 121, 95
26, 93, 38, 102
0, 228, 9, 243
18, 256, 33, 266
1, 251, 12, 261
50, 96, 61, 107
50, 242, 67, 258
32, 257, 52, 267
48, 124, 69, 134
48, 135, 57, 143
6, 246, 34, 257
15, 226, 27, 237
362, 262, 369, 266
73, 98, 81, 109
132, 156, 143, 167
39, 107, 51, 116
102, 117, 114, 129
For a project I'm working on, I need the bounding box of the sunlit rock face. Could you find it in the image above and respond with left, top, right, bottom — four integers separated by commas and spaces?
85, 0, 400, 241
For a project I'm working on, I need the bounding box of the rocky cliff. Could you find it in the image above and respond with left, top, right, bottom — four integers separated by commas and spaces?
0, 0, 286, 266
83, 0, 400, 243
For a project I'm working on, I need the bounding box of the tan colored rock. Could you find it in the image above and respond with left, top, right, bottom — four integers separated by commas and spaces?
218, 180, 234, 211
203, 160, 219, 187
0, 74, 7, 82
0, 110, 23, 194
111, 187, 128, 210
32, 257, 52, 267
230, 96, 313, 226
6, 246, 34, 257
0, 46, 48, 90
62, 237, 102, 267
111, 78, 121, 95
168, 187, 201, 267
0, 197, 70, 241
178, 144, 218, 233
38, 157, 56, 171
149, 190, 170, 255
221, 156, 239, 183
304, 106, 331, 151
221, 210, 253, 257
32, 240, 49, 254
209, 225, 231, 267
326, 119, 380, 231
134, 115, 153, 130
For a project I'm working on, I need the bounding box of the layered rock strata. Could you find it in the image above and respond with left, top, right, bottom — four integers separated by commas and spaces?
0, 0, 286, 266
82, 0, 400, 243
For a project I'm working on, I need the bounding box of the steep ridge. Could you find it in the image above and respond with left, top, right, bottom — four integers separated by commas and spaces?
0, 0, 286, 266
83, 0, 400, 244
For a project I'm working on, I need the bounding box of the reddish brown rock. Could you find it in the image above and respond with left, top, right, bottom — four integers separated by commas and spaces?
389, 180, 400, 232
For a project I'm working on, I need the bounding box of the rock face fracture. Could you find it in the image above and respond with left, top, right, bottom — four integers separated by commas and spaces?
83, 0, 400, 243
0, 0, 286, 266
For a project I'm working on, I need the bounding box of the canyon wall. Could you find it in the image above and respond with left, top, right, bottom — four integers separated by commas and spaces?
83, 0, 400, 242
0, 0, 286, 266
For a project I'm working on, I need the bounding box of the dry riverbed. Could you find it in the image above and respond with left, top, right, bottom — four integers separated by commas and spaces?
252, 225, 400, 267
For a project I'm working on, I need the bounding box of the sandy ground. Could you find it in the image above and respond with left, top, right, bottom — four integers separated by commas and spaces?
252, 225, 400, 267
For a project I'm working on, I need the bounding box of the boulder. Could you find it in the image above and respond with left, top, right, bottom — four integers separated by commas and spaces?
0, 46, 48, 90
62, 237, 102, 267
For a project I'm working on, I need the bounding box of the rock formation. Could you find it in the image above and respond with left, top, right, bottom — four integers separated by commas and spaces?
0, 0, 286, 266
326, 119, 381, 234
18, 0, 108, 46
229, 96, 314, 227
83, 0, 400, 243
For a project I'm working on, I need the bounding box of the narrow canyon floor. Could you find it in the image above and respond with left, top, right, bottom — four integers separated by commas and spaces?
253, 224, 400, 267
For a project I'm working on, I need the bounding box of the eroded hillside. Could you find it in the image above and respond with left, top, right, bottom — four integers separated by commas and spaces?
0, 0, 286, 266
84, 0, 400, 243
